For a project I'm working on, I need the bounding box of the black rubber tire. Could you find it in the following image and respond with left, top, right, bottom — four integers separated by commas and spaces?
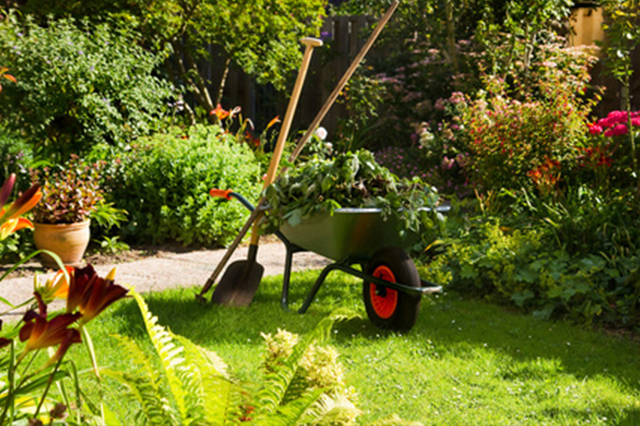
362, 246, 421, 331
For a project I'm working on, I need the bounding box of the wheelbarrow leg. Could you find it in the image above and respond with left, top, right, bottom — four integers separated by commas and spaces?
280, 242, 305, 311
298, 263, 342, 314
281, 245, 295, 311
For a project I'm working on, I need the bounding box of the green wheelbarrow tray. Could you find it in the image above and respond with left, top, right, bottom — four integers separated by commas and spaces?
280, 207, 426, 262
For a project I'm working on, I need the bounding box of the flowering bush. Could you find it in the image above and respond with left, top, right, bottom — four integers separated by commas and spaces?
0, 14, 172, 160
456, 43, 599, 194
580, 109, 640, 191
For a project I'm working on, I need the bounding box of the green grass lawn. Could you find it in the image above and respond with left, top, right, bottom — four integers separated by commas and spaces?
67, 268, 640, 425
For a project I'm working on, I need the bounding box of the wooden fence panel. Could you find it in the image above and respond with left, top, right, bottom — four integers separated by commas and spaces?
208, 15, 375, 140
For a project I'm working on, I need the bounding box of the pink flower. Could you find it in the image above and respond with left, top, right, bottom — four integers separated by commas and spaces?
604, 124, 628, 137
604, 110, 628, 125
441, 157, 455, 170
588, 123, 603, 135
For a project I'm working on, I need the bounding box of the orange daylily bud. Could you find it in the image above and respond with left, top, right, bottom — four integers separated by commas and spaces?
0, 174, 16, 209
35, 266, 72, 304
0, 183, 42, 223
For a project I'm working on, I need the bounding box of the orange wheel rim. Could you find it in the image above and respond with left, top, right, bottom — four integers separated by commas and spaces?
369, 265, 398, 319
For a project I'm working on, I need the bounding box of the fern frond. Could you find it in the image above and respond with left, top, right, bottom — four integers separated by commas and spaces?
110, 334, 162, 388
300, 393, 362, 425
257, 313, 348, 415
253, 388, 326, 426
173, 334, 237, 425
101, 368, 178, 426
130, 289, 189, 421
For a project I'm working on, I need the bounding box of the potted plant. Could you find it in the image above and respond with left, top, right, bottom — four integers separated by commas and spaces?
30, 155, 105, 267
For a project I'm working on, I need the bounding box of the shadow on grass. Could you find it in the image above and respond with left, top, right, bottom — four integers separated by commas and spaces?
104, 268, 640, 396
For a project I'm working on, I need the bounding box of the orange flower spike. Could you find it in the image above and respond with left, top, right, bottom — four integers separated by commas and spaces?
265, 115, 281, 130
19, 312, 82, 354
79, 271, 128, 325
210, 104, 230, 121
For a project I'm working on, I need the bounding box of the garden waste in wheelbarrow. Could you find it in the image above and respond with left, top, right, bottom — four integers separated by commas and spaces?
209, 190, 447, 331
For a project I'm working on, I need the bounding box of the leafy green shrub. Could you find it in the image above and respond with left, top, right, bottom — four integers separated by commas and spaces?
0, 127, 35, 190
0, 14, 172, 160
114, 125, 262, 246
427, 194, 640, 331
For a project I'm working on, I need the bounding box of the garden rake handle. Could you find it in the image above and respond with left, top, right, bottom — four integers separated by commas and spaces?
287, 0, 399, 164
198, 38, 322, 300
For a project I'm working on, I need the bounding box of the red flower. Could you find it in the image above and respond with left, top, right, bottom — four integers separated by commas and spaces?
66, 265, 128, 325
19, 311, 81, 355
587, 123, 603, 135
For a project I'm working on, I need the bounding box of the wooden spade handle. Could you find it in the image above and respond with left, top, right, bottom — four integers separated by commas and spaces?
250, 37, 323, 245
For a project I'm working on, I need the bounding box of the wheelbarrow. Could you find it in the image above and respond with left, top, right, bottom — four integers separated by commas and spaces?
209, 189, 448, 331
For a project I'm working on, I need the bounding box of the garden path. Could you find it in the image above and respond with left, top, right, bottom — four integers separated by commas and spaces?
1, 242, 329, 316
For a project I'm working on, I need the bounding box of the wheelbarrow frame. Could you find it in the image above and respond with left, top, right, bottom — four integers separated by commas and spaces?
215, 190, 446, 330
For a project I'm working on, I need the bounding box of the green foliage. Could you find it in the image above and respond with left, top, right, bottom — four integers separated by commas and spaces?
600, 0, 640, 100
428, 187, 640, 329
106, 289, 365, 425
15, 0, 327, 117
0, 128, 34, 189
103, 289, 238, 425
114, 125, 262, 247
263, 150, 441, 237
0, 14, 172, 160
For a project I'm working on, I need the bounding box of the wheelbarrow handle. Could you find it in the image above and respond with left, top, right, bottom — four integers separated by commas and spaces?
209, 188, 233, 200
210, 188, 256, 212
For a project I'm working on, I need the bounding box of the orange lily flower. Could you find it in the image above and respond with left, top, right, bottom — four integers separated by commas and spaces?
0, 174, 42, 240
65, 265, 128, 325
265, 115, 281, 130
210, 103, 230, 121
35, 266, 72, 304
19, 311, 82, 355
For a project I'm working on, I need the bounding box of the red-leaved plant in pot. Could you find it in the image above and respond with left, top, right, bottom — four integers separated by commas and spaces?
30, 155, 105, 268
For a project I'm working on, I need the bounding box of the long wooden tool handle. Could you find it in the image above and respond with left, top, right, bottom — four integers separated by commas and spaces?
264, 37, 323, 187
198, 38, 323, 300
287, 0, 399, 164
249, 37, 323, 245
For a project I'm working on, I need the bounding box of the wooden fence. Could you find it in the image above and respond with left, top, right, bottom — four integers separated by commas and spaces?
203, 15, 376, 138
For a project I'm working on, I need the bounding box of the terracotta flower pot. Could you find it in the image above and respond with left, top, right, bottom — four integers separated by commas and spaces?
33, 219, 91, 268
